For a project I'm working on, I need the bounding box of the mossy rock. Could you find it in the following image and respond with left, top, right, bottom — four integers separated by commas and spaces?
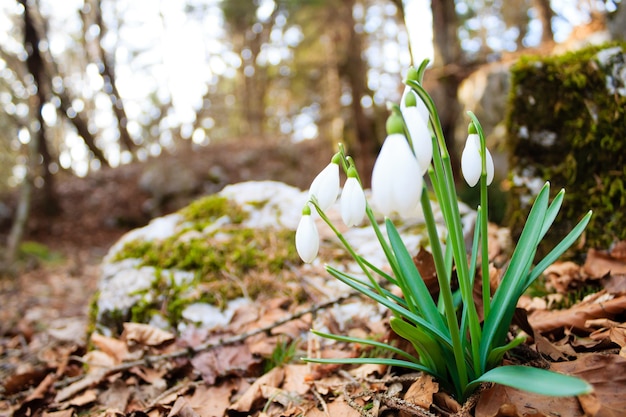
93, 181, 308, 336
506, 42, 626, 255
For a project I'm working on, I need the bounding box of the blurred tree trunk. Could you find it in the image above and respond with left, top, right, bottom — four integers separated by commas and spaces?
533, 0, 554, 44
82, 0, 136, 153
20, 0, 59, 215
25, 3, 110, 168
431, 0, 464, 172
339, 0, 377, 186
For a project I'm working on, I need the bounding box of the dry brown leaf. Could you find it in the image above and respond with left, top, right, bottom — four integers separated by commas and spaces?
2, 367, 49, 396
529, 292, 626, 334
552, 353, 626, 417
90, 332, 130, 363
122, 323, 175, 347
306, 396, 361, 417
229, 367, 285, 412
544, 261, 585, 293
191, 343, 260, 385
54, 368, 108, 403
584, 249, 626, 277
187, 381, 238, 417
609, 241, 626, 261
475, 383, 583, 417
97, 379, 131, 411
167, 396, 200, 417
402, 373, 438, 411
67, 388, 98, 407
42, 410, 75, 417
282, 364, 312, 395
348, 363, 387, 379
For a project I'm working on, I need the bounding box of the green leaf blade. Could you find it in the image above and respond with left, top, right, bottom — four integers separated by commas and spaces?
467, 366, 593, 397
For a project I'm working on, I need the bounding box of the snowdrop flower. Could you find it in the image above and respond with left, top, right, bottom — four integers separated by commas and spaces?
461, 133, 494, 187
340, 168, 366, 227
296, 205, 319, 263
371, 133, 423, 218
402, 105, 432, 175
309, 157, 340, 211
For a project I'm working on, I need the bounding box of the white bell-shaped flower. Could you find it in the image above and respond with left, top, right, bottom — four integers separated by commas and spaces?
340, 172, 366, 227
402, 106, 432, 175
371, 133, 423, 218
461, 133, 494, 187
295, 206, 319, 263
309, 161, 340, 211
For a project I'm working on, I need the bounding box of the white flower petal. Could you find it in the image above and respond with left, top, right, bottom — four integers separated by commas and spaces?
371, 133, 423, 218
402, 106, 432, 174
485, 148, 495, 185
295, 214, 319, 263
461, 134, 481, 187
341, 177, 366, 227
309, 162, 339, 210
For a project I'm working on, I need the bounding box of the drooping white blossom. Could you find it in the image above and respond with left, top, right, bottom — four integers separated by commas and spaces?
371, 133, 423, 218
295, 207, 319, 263
309, 161, 340, 210
461, 133, 494, 187
341, 174, 366, 227
402, 106, 432, 175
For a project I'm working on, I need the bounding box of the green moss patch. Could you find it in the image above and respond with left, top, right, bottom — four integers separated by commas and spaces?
506, 42, 626, 253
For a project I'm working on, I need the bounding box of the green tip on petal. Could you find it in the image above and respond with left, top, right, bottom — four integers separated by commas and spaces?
468, 122, 477, 135
331, 152, 342, 165
386, 112, 405, 135
347, 166, 358, 178
406, 66, 419, 82
301, 204, 311, 216
404, 90, 417, 107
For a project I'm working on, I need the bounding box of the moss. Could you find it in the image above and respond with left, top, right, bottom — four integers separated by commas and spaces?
506, 42, 626, 254
112, 226, 301, 328
179, 194, 248, 225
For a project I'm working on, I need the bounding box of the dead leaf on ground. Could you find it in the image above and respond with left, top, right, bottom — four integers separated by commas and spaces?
584, 248, 626, 277
186, 380, 238, 417
122, 323, 175, 347
305, 395, 361, 417
402, 373, 438, 412
552, 353, 626, 417
90, 332, 130, 364
529, 291, 626, 334
475, 383, 583, 417
191, 343, 260, 385
167, 396, 199, 417
282, 364, 312, 395
229, 366, 285, 412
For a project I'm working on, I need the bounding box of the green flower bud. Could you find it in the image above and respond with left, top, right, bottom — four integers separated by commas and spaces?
386, 111, 405, 135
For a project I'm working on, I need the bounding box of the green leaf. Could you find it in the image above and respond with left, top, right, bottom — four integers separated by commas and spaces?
325, 265, 454, 350
310, 329, 420, 363
302, 356, 445, 381
389, 317, 446, 374
525, 210, 592, 291
480, 183, 550, 369
386, 219, 445, 330
466, 366, 593, 397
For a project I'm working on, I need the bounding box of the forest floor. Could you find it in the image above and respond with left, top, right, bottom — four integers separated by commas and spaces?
1, 138, 626, 416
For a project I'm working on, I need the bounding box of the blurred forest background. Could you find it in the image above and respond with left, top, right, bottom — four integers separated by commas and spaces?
1, 0, 625, 271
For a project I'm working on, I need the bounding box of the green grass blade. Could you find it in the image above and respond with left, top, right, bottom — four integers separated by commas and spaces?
538, 188, 564, 241
466, 366, 593, 397
325, 264, 407, 307
389, 317, 446, 374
